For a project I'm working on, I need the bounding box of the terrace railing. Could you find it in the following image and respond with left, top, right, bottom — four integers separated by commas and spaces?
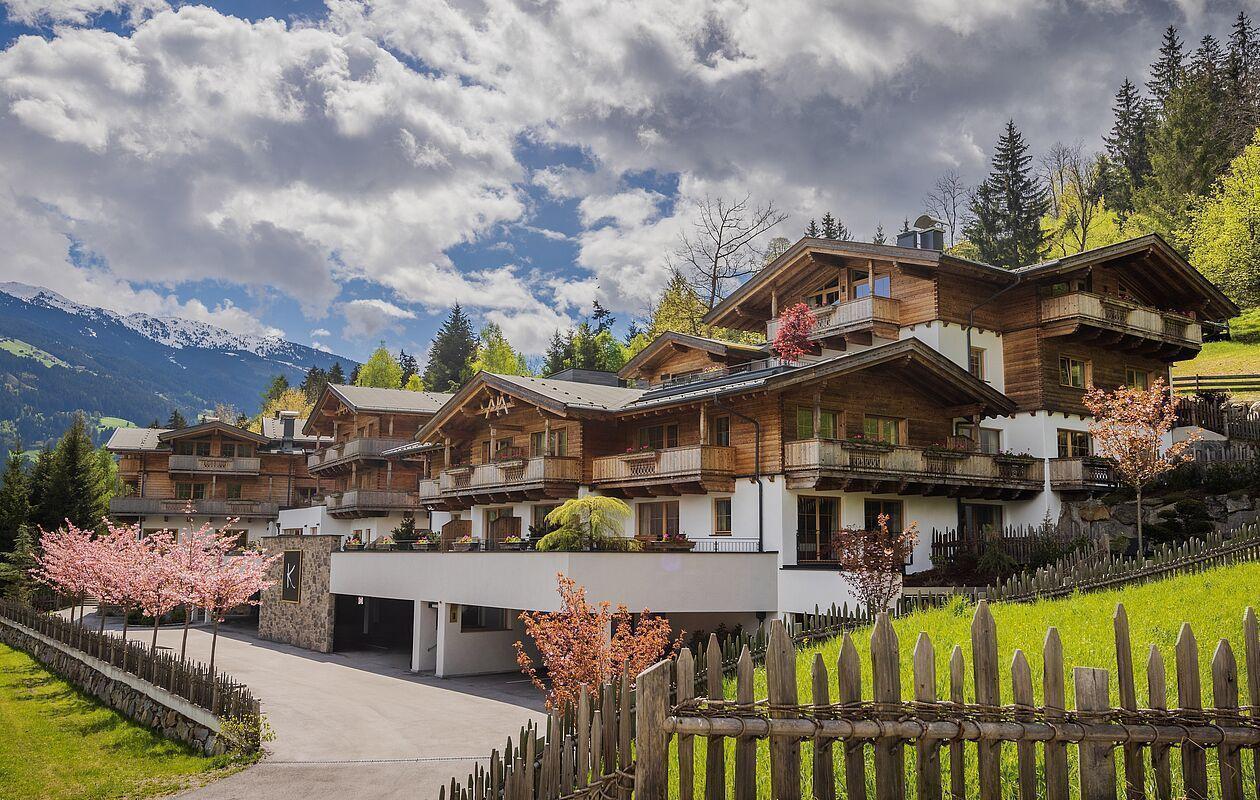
767, 295, 901, 340
307, 436, 412, 470
439, 456, 580, 493
168, 455, 261, 474
785, 440, 1045, 486
326, 489, 416, 512
108, 497, 279, 516
1040, 291, 1202, 344
591, 444, 734, 484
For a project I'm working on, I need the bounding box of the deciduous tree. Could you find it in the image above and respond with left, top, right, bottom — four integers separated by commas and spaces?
770, 303, 816, 363
1084, 378, 1196, 555
471, 323, 532, 376
924, 171, 967, 247
355, 344, 405, 388
515, 573, 680, 709
675, 195, 787, 309
832, 514, 919, 614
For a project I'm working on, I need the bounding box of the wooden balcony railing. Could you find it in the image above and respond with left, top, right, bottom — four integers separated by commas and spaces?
109, 497, 279, 516
591, 445, 735, 484
784, 440, 1045, 491
767, 295, 900, 340
168, 455, 261, 474
1047, 457, 1116, 490
416, 478, 441, 500
1040, 292, 1201, 345
307, 437, 412, 471
439, 456, 580, 494
326, 489, 417, 512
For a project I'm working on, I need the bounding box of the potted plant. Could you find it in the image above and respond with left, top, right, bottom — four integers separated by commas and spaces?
453, 534, 479, 552
647, 531, 696, 552
391, 514, 418, 550
344, 534, 364, 551
839, 432, 894, 453
373, 535, 395, 551
623, 443, 659, 462
500, 535, 524, 551
412, 530, 438, 551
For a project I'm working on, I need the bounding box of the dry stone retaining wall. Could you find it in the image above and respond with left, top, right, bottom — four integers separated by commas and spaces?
0, 616, 225, 755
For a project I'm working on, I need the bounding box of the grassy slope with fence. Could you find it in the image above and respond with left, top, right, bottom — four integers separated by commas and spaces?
0, 643, 224, 800
1175, 307, 1260, 397
700, 560, 1260, 798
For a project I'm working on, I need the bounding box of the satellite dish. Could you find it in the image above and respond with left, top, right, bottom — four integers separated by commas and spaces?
913, 214, 944, 231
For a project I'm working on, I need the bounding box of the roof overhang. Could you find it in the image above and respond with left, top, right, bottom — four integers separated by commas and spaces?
415, 372, 577, 443
617, 332, 762, 379
157, 421, 270, 445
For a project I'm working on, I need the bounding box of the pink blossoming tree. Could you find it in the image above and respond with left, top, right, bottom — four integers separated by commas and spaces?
771, 302, 816, 363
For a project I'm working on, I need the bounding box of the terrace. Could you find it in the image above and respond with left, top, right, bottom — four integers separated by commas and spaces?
1047, 456, 1117, 492
1039, 291, 1202, 358
784, 439, 1045, 498
306, 436, 412, 474
167, 454, 261, 475
324, 488, 418, 518
435, 453, 581, 507
108, 497, 280, 518
590, 444, 736, 497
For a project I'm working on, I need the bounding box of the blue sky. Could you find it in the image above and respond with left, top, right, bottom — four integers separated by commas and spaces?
0, 0, 1240, 365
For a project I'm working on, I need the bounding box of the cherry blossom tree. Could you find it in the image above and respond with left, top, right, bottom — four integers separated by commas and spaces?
131, 529, 189, 655
33, 523, 95, 628
771, 302, 816, 363
832, 514, 919, 614
516, 573, 681, 710
168, 522, 236, 661
1084, 377, 1197, 555
191, 543, 279, 677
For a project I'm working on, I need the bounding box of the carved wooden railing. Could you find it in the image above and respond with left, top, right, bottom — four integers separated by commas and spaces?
591, 445, 735, 483
784, 440, 1045, 485
1040, 292, 1201, 344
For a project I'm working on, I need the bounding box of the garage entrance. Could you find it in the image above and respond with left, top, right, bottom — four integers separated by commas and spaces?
333, 595, 414, 653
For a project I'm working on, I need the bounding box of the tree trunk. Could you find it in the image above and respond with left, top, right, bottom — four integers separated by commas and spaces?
120, 611, 129, 672
1135, 488, 1144, 557
209, 616, 219, 677
151, 614, 161, 655
181, 605, 192, 661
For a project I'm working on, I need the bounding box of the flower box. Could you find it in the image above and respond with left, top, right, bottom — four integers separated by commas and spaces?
839, 439, 894, 453
622, 449, 660, 463
344, 542, 364, 551
643, 537, 696, 552
993, 453, 1035, 464
923, 448, 970, 460
497, 540, 524, 551
453, 540, 480, 552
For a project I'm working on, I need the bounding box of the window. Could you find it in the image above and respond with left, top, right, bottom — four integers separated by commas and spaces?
637, 501, 680, 539
864, 499, 903, 534
806, 278, 841, 308
711, 415, 730, 447
1125, 367, 1152, 389
485, 507, 518, 538
225, 482, 243, 500
713, 497, 732, 536
461, 605, 510, 632
1059, 356, 1089, 389
175, 482, 205, 500
969, 347, 986, 380
873, 274, 891, 298
797, 496, 838, 562
530, 430, 545, 456
795, 408, 838, 440
532, 504, 560, 534
850, 268, 870, 299
863, 415, 902, 445
123, 479, 139, 496
295, 486, 317, 505
961, 504, 1003, 536
638, 423, 679, 450
1057, 429, 1092, 458
282, 527, 303, 536
176, 441, 212, 456
955, 423, 1001, 454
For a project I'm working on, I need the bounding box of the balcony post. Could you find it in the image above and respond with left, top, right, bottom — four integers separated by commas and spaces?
770, 287, 778, 316
699, 403, 708, 444
386, 460, 393, 487
813, 391, 822, 438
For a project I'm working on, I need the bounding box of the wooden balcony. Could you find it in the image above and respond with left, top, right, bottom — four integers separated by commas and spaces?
168, 455, 261, 475
306, 437, 412, 474
1040, 292, 1202, 359
591, 444, 735, 497
767, 296, 901, 343
1047, 457, 1117, 492
783, 440, 1044, 499
325, 489, 417, 518
437, 455, 580, 508
109, 496, 279, 518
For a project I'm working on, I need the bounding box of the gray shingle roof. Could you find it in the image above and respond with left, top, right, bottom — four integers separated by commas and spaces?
329, 384, 454, 414
258, 415, 326, 443
105, 428, 168, 451
489, 374, 646, 411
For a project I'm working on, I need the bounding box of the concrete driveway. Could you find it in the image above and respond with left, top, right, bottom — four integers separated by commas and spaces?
102, 615, 544, 800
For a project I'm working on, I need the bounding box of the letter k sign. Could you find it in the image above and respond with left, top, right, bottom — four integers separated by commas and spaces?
285, 563, 297, 589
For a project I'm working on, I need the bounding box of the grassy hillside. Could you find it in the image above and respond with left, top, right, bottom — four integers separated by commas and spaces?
680, 562, 1260, 798
1175, 307, 1260, 390
0, 337, 70, 369
0, 644, 225, 799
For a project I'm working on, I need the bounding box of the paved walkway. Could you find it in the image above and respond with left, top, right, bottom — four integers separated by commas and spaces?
96, 614, 544, 800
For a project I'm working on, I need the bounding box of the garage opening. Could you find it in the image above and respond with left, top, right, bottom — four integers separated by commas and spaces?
333, 595, 413, 654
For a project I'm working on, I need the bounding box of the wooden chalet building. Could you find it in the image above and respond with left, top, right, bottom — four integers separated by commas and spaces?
108, 411, 324, 543
269, 228, 1238, 677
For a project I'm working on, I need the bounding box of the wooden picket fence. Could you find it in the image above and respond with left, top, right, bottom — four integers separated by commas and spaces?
929, 524, 1091, 568
986, 523, 1260, 603
0, 598, 257, 720
445, 603, 1260, 800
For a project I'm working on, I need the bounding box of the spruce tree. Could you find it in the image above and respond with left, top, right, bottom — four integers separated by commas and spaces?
0, 448, 29, 554
261, 375, 289, 407
1103, 78, 1152, 216
166, 409, 187, 429
348, 364, 361, 384
1225, 12, 1259, 155
834, 217, 850, 240
1148, 25, 1185, 112
591, 301, 615, 334
0, 526, 38, 602
422, 304, 477, 392
327, 362, 346, 385
39, 414, 108, 532
543, 330, 571, 376
804, 219, 820, 238
872, 224, 887, 245
26, 447, 52, 529
299, 366, 328, 402
397, 349, 419, 385
820, 212, 838, 239
964, 120, 1050, 268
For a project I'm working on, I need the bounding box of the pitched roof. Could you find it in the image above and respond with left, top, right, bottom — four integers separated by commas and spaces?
329, 384, 454, 414
617, 331, 765, 379
105, 427, 168, 451
258, 415, 326, 444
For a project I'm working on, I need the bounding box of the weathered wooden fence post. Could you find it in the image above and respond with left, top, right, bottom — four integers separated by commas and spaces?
634, 660, 671, 800
1075, 667, 1117, 800
971, 602, 1001, 800
766, 620, 801, 800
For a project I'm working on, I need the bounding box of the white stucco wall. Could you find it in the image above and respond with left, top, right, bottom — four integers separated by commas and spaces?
137, 515, 272, 544
902, 322, 1006, 394
435, 601, 525, 677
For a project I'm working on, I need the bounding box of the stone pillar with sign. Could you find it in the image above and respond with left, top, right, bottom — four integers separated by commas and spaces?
259, 534, 339, 653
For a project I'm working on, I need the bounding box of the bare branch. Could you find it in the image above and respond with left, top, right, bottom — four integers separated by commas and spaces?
923, 172, 966, 248
675, 195, 788, 309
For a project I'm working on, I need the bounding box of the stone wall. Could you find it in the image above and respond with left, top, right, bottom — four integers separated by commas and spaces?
1061, 490, 1260, 552
0, 617, 225, 755
259, 534, 338, 653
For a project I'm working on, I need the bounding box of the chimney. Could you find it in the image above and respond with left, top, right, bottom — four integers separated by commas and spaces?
279, 410, 298, 443
897, 214, 946, 251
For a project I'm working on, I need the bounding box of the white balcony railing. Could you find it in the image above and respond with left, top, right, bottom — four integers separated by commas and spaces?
168, 455, 261, 474
591, 445, 734, 484
1040, 292, 1201, 344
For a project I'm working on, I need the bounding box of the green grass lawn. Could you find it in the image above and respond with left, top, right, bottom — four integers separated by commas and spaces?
0, 644, 226, 800
670, 561, 1260, 798
1175, 306, 1260, 396
96, 416, 136, 431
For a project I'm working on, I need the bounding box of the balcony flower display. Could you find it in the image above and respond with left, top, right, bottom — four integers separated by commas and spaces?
500, 535, 524, 551
993, 450, 1035, 462
344, 534, 363, 551
454, 534, 479, 552
642, 530, 696, 552
839, 432, 893, 452
411, 530, 438, 551
924, 441, 971, 458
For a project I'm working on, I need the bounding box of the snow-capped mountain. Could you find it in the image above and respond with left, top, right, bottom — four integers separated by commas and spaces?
0, 283, 356, 448
0, 282, 312, 365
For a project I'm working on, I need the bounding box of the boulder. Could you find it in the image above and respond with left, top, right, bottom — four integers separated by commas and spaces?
1226, 493, 1254, 514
